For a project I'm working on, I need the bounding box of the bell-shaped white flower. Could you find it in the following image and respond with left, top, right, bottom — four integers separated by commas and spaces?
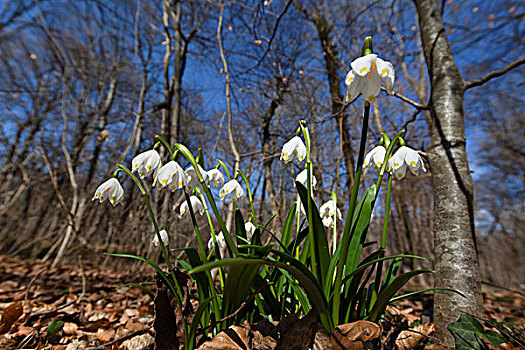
92, 178, 124, 206
280, 136, 307, 164
388, 146, 426, 180
363, 146, 387, 172
208, 232, 226, 251
296, 199, 306, 216
153, 161, 188, 192
152, 229, 169, 247
320, 200, 342, 228
207, 168, 225, 189
345, 54, 395, 103
180, 195, 205, 215
245, 222, 256, 240
185, 164, 209, 191
295, 169, 317, 189
132, 150, 161, 178
219, 179, 244, 200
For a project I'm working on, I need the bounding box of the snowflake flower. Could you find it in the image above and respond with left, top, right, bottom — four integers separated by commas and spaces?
208, 232, 225, 251
295, 169, 317, 189
180, 196, 205, 216
345, 54, 395, 103
92, 178, 124, 206
153, 161, 188, 191
152, 230, 169, 247
132, 150, 161, 178
388, 146, 426, 180
280, 136, 307, 164
320, 200, 342, 228
219, 180, 244, 200
363, 145, 387, 172
207, 168, 225, 189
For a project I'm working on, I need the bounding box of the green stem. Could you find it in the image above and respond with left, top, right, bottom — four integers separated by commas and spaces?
185, 191, 222, 321
155, 135, 174, 157
381, 174, 393, 250
332, 102, 370, 325
299, 124, 317, 280
116, 164, 188, 337
237, 169, 258, 227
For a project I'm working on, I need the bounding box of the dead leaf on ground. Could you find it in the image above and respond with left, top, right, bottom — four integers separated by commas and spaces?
331, 320, 380, 350
396, 323, 434, 349
197, 325, 249, 350
121, 333, 155, 350
95, 328, 115, 343
0, 301, 23, 334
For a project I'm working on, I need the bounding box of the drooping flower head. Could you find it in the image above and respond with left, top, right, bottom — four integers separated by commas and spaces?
363, 145, 387, 172
320, 200, 342, 228
185, 164, 209, 191
92, 178, 124, 206
132, 150, 161, 178
208, 232, 226, 251
345, 54, 395, 103
152, 229, 169, 247
295, 169, 317, 189
388, 146, 426, 180
280, 136, 306, 164
180, 195, 205, 216
153, 161, 188, 192
207, 168, 225, 189
219, 179, 244, 200
245, 222, 256, 240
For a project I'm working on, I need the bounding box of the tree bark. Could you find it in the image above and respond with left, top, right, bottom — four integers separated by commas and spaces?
413, 0, 483, 345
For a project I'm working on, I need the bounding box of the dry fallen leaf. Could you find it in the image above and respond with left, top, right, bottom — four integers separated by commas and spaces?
95, 328, 115, 343
396, 323, 435, 349
331, 320, 380, 350
0, 301, 23, 334
121, 333, 155, 350
197, 325, 249, 350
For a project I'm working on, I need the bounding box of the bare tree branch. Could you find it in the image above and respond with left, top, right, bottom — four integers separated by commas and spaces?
382, 87, 428, 110
464, 57, 525, 90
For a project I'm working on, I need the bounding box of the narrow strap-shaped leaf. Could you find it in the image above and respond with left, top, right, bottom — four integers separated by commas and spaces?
368, 269, 433, 322
296, 182, 330, 287
188, 295, 218, 349
281, 202, 297, 248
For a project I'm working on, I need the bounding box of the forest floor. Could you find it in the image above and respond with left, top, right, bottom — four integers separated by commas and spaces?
0, 255, 523, 349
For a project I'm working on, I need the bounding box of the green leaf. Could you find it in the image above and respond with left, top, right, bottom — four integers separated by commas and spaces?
188, 296, 218, 349
368, 269, 432, 322
448, 314, 507, 349
189, 256, 333, 331
296, 182, 330, 288
281, 201, 297, 249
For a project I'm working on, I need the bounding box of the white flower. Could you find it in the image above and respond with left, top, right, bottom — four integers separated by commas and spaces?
152, 229, 169, 247
219, 180, 244, 200
153, 161, 188, 191
363, 145, 387, 172
280, 136, 306, 164
295, 169, 317, 189
207, 168, 225, 189
92, 178, 124, 206
208, 232, 225, 251
185, 164, 209, 191
132, 150, 161, 178
296, 200, 306, 215
180, 196, 205, 216
388, 146, 426, 180
344, 54, 395, 103
320, 200, 342, 228
245, 222, 256, 240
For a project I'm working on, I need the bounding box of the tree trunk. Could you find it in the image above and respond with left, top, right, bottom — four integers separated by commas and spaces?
413, 0, 483, 345
314, 17, 355, 191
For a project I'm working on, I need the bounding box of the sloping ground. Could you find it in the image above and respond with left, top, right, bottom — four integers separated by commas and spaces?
0, 255, 523, 349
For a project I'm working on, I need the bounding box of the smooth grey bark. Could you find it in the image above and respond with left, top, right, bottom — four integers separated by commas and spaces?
413, 0, 483, 345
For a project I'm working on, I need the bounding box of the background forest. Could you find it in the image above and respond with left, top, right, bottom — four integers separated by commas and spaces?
0, 0, 523, 299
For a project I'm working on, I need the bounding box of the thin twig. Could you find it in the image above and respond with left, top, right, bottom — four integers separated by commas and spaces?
85, 325, 154, 350
25, 267, 46, 315
77, 255, 86, 303
382, 88, 428, 110
464, 57, 525, 90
